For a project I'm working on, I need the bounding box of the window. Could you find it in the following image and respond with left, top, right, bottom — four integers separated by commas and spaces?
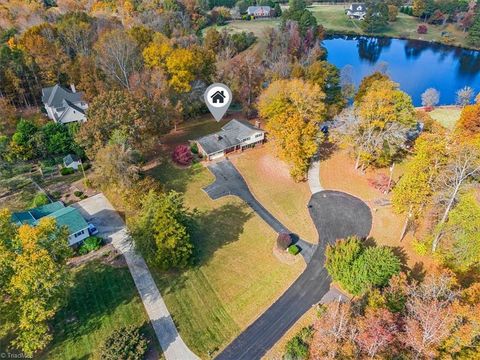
255, 133, 263, 138
74, 230, 85, 238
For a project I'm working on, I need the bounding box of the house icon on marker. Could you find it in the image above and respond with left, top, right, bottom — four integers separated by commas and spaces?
211, 90, 226, 104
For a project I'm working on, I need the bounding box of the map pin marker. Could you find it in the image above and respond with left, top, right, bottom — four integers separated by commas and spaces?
204, 83, 232, 122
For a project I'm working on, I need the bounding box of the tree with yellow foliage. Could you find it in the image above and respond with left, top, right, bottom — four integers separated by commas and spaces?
0, 210, 71, 356
143, 34, 214, 93
258, 79, 326, 180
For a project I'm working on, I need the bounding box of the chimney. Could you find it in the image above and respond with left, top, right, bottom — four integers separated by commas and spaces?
70, 84, 76, 93
215, 134, 222, 141
255, 120, 261, 129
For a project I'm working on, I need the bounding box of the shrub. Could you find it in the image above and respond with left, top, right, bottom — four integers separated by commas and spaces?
367, 174, 395, 193
78, 236, 103, 255
31, 193, 49, 207
172, 145, 193, 166
100, 326, 148, 360
60, 167, 75, 176
417, 24, 428, 34
288, 244, 300, 255
412, 238, 429, 255
284, 326, 313, 360
74, 190, 84, 197
277, 232, 292, 250
325, 237, 401, 296
190, 142, 198, 154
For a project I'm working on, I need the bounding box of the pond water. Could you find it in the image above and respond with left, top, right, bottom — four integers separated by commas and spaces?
323, 35, 480, 106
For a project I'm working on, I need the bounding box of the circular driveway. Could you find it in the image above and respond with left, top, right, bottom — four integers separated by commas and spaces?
308, 190, 372, 245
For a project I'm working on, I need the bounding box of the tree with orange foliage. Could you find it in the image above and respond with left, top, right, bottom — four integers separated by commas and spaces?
455, 102, 480, 139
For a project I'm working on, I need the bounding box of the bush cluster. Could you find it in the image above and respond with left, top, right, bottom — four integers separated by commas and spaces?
100, 326, 148, 360
325, 237, 401, 295
61, 167, 75, 176
284, 326, 313, 360
78, 236, 103, 255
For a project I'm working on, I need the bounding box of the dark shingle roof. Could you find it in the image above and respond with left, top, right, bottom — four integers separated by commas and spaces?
42, 84, 83, 108
195, 119, 264, 155
63, 154, 80, 166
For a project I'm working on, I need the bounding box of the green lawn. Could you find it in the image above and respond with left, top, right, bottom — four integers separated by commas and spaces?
146, 133, 304, 358
428, 107, 462, 130
42, 261, 160, 360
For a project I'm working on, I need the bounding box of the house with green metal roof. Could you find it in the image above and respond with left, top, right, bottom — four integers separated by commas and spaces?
12, 201, 90, 246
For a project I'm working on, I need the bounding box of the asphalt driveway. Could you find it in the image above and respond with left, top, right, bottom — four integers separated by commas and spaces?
204, 161, 372, 360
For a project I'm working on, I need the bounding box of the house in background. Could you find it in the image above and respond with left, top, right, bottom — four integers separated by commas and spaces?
247, 6, 273, 18
63, 154, 81, 170
41, 84, 88, 124
346, 3, 367, 20
194, 119, 265, 161
12, 201, 90, 246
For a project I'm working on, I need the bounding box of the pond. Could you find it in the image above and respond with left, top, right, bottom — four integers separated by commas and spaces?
323, 35, 480, 106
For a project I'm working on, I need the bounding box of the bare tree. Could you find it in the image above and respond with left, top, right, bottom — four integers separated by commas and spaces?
332, 108, 409, 171
402, 272, 457, 359
310, 302, 353, 359
421, 88, 440, 109
432, 143, 480, 251
456, 86, 474, 106
95, 29, 140, 90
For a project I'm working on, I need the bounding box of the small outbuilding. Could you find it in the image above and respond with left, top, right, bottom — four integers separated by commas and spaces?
63, 154, 81, 170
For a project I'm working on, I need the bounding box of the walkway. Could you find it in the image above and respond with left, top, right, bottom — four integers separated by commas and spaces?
307, 152, 323, 194
72, 194, 199, 360
204, 161, 372, 360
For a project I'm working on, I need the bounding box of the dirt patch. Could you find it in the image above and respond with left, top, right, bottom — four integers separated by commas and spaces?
68, 244, 127, 268
273, 246, 300, 265
258, 152, 291, 182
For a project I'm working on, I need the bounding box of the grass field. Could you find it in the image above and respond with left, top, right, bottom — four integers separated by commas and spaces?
210, 5, 471, 49
428, 107, 462, 130
147, 129, 304, 357
42, 261, 160, 360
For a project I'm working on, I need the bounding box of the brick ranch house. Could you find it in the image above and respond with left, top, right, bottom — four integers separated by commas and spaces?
194, 119, 266, 161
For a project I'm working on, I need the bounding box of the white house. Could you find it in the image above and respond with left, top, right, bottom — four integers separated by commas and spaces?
346, 3, 367, 20
247, 6, 273, 18
194, 119, 265, 161
41, 84, 88, 124
12, 201, 90, 246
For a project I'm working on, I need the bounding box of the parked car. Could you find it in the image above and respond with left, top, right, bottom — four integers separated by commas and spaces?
88, 223, 99, 236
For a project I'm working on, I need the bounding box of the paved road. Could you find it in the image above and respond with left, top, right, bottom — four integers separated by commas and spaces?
72, 194, 200, 360
204, 161, 372, 360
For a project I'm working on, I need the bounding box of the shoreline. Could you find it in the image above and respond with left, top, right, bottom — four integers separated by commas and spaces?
324, 29, 480, 52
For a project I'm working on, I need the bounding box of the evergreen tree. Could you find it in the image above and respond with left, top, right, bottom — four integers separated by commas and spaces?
361, 1, 389, 33
468, 12, 480, 47
274, 2, 282, 17
132, 190, 194, 270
